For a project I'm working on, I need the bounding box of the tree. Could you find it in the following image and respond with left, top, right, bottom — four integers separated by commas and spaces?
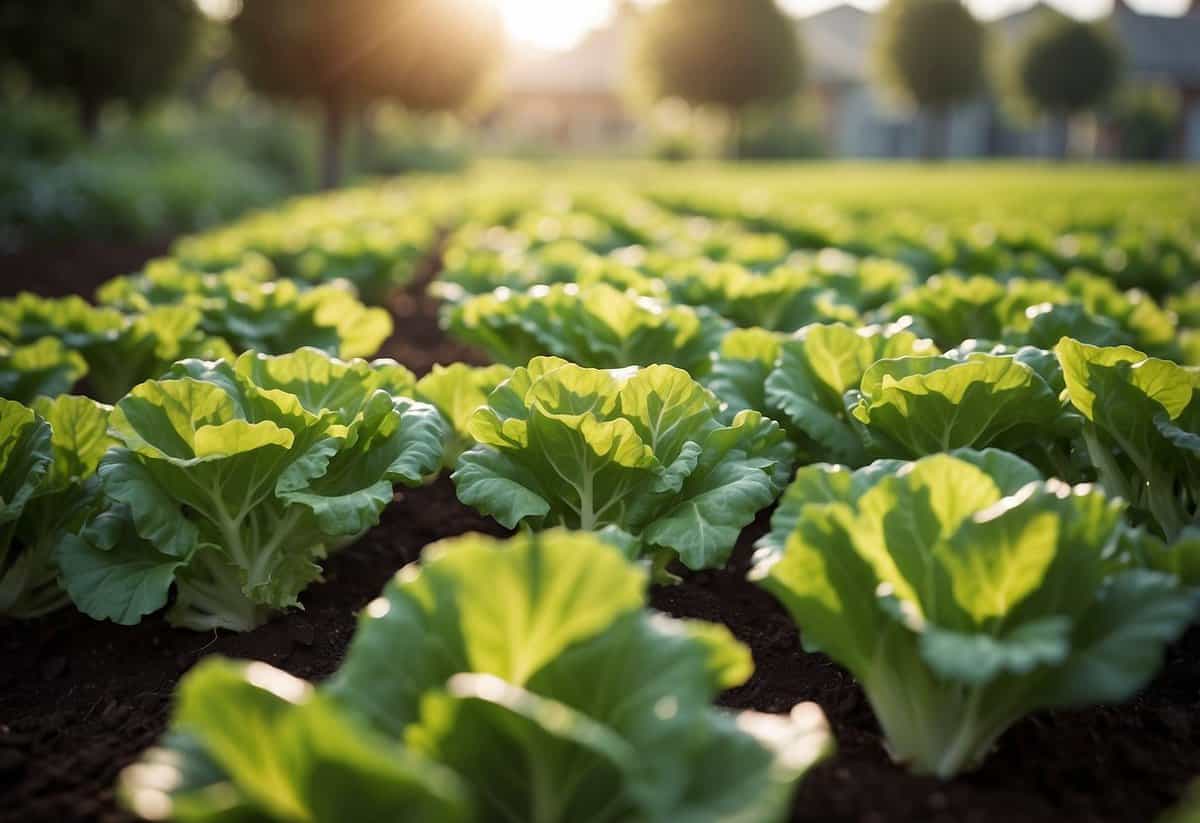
1016, 15, 1122, 160
1109, 83, 1178, 161
875, 0, 985, 160
632, 0, 804, 159
0, 0, 200, 138
232, 0, 502, 189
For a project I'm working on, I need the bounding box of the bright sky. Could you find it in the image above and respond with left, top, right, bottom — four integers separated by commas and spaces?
493, 0, 1190, 51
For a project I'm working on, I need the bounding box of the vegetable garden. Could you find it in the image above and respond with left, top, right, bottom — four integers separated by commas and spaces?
2, 164, 1200, 822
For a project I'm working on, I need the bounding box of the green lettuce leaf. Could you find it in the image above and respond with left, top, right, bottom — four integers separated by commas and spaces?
0, 337, 88, 403
884, 273, 1011, 347
848, 351, 1063, 459
100, 262, 393, 363
1, 395, 114, 617
1055, 337, 1200, 539
171, 189, 438, 304
0, 292, 234, 403
65, 348, 446, 631
704, 327, 783, 418
122, 530, 830, 822
661, 261, 859, 331
415, 363, 513, 468
762, 321, 937, 465
752, 450, 1194, 779
120, 659, 470, 823
443, 283, 728, 377
453, 357, 793, 571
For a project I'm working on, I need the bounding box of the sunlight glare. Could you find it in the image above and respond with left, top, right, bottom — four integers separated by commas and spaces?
195, 0, 241, 22
493, 0, 614, 51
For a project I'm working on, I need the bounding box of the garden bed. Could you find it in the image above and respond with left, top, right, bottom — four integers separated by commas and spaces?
1, 246, 1197, 823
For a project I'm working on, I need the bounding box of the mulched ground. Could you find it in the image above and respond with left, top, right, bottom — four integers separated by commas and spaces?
1, 241, 1198, 823
0, 240, 173, 300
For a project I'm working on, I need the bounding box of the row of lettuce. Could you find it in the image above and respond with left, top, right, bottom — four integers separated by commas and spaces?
2, 183, 1200, 819
1, 187, 447, 407
6, 342, 1197, 815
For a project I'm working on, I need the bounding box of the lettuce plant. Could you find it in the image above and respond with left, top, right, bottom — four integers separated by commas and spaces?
434, 238, 660, 303
1120, 526, 1200, 587
660, 261, 859, 331
100, 268, 393, 363
704, 327, 784, 418
884, 273, 1013, 346
1004, 302, 1139, 352
453, 357, 793, 574
886, 271, 1179, 357
812, 255, 916, 311
0, 337, 88, 403
696, 225, 790, 269
94, 253, 275, 310
59, 348, 446, 631
757, 321, 937, 465
847, 350, 1065, 460
0, 293, 126, 351
0, 395, 113, 617
716, 323, 1067, 476
1056, 337, 1200, 540
120, 530, 832, 822
752, 449, 1195, 778
1062, 270, 1178, 356
172, 189, 440, 304
182, 279, 392, 360
87, 306, 236, 403
1168, 284, 1200, 328
0, 293, 234, 402
414, 363, 513, 468
443, 283, 728, 377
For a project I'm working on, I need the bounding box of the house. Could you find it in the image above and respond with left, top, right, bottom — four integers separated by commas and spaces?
803, 2, 991, 158
798, 2, 1066, 158
802, 0, 1200, 160
482, 10, 639, 150
1111, 0, 1200, 158
486, 0, 1200, 160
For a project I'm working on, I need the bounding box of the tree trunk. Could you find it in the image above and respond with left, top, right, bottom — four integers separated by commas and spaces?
1048, 113, 1069, 162
356, 104, 376, 175
920, 106, 949, 161
728, 109, 743, 161
78, 95, 102, 141
321, 99, 347, 191
1082, 113, 1100, 161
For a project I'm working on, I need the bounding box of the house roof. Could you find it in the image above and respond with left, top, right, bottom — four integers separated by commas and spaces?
504, 22, 628, 95
1113, 3, 1200, 85
801, 4, 873, 85
502, 1, 1200, 96
801, 1, 1200, 91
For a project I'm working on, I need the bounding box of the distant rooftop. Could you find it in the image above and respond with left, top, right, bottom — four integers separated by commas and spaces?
505, 18, 630, 95
503, 1, 1200, 94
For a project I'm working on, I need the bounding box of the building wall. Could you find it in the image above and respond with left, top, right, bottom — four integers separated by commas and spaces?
1186, 94, 1200, 161
831, 92, 996, 159
483, 92, 635, 150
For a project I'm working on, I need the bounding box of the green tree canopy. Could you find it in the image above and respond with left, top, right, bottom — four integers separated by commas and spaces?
1109, 83, 1179, 161
232, 0, 502, 188
632, 0, 804, 157
0, 0, 201, 137
1017, 15, 1122, 118
875, 0, 986, 158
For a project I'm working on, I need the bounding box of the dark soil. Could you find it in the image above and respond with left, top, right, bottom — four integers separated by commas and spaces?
0, 240, 173, 300
0, 478, 508, 823
379, 246, 490, 376
653, 511, 1200, 823
1, 243, 1198, 823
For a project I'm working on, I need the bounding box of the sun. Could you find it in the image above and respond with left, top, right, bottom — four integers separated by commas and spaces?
492, 0, 615, 51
